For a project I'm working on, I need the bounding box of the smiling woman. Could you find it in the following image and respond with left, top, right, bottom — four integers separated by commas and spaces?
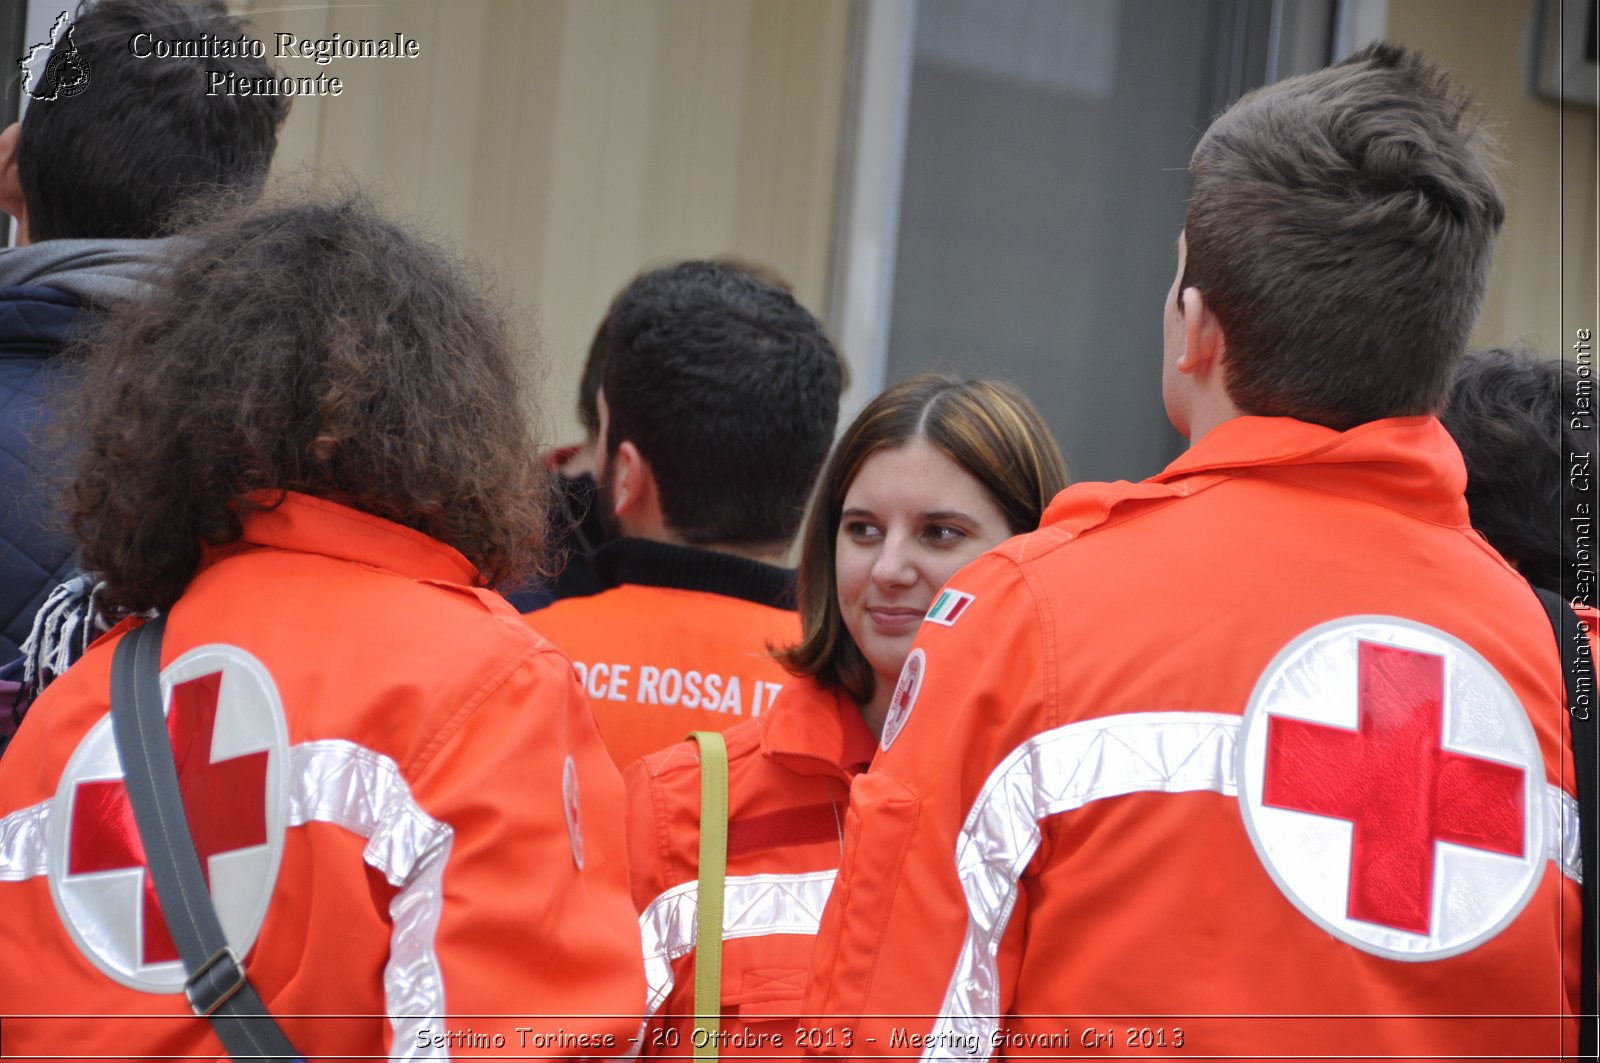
835, 438, 1015, 732
782, 373, 1070, 722
623, 372, 1067, 1056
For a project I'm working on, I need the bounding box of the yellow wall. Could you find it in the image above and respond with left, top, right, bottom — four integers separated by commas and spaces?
1386, 0, 1598, 357
234, 1, 1588, 439
243, 0, 850, 444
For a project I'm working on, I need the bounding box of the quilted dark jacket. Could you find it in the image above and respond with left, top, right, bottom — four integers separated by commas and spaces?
0, 284, 82, 659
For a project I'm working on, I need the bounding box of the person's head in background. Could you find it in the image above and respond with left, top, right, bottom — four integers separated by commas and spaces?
1441, 347, 1586, 595
597, 259, 842, 563
780, 373, 1069, 733
1165, 42, 1504, 443
0, 0, 289, 243
567, 257, 792, 475
59, 193, 549, 615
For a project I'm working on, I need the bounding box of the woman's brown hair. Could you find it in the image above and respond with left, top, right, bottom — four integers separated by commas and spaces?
778, 373, 1068, 706
59, 193, 551, 614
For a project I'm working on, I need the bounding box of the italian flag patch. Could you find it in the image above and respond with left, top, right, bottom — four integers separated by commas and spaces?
925, 589, 975, 626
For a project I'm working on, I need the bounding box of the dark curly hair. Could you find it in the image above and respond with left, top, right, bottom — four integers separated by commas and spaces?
58, 194, 551, 614
601, 260, 842, 548
1441, 347, 1586, 594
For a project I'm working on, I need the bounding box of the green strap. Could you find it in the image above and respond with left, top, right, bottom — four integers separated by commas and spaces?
688, 731, 729, 1061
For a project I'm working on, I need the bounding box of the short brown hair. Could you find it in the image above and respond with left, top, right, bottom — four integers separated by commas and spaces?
778, 374, 1068, 705
1182, 42, 1504, 428
601, 260, 842, 548
59, 193, 550, 614
22, 0, 288, 241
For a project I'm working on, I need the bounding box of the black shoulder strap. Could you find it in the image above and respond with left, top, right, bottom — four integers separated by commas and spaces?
1534, 587, 1597, 1058
108, 616, 303, 1062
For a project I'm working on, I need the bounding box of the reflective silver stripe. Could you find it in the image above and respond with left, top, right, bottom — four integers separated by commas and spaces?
0, 739, 454, 1057
928, 712, 1241, 1061
1551, 785, 1583, 883
0, 800, 49, 881
639, 869, 837, 1019
928, 712, 1583, 1062
0, 739, 457, 1059
289, 740, 455, 1063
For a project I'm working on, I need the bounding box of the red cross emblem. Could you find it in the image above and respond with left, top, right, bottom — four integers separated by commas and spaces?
880, 648, 924, 751
1238, 618, 1546, 959
67, 671, 270, 966
1262, 642, 1524, 935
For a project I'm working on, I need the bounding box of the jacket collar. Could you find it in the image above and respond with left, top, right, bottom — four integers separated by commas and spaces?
202, 491, 479, 585
591, 537, 795, 609
760, 679, 879, 779
1041, 415, 1470, 535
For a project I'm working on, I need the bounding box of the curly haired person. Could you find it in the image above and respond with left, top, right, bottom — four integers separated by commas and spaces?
0, 195, 644, 1058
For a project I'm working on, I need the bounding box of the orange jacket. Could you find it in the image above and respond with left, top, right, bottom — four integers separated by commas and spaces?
529, 542, 800, 768
627, 677, 875, 1056
0, 493, 644, 1059
806, 416, 1581, 1060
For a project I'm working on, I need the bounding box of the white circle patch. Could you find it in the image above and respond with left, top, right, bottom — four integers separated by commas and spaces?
879, 648, 925, 751
562, 755, 584, 869
47, 643, 290, 993
1237, 616, 1545, 961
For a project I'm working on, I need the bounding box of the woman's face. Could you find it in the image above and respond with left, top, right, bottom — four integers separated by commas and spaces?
836, 438, 1014, 697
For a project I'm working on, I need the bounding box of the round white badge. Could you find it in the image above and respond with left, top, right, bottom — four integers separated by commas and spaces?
562, 755, 584, 869
46, 643, 290, 992
1237, 616, 1546, 961
879, 648, 925, 751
